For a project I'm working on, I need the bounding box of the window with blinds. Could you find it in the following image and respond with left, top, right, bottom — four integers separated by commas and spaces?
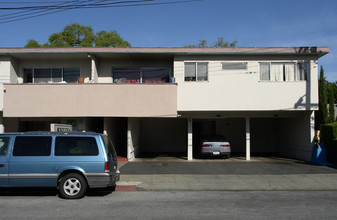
184, 62, 208, 81
259, 62, 307, 82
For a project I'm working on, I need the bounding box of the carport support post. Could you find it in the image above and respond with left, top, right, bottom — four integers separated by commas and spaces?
187, 118, 193, 160
246, 117, 251, 161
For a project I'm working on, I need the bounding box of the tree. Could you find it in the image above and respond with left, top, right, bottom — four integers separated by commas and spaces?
95, 30, 131, 47
25, 23, 131, 48
330, 81, 337, 103
24, 39, 41, 48
317, 66, 328, 126
328, 84, 336, 122
184, 37, 238, 48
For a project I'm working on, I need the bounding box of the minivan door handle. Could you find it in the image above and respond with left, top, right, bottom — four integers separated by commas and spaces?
0, 164, 4, 168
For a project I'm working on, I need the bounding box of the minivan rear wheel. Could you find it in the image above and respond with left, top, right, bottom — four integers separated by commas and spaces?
59, 173, 87, 199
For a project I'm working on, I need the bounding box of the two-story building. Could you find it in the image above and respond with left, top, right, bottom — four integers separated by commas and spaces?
0, 47, 329, 161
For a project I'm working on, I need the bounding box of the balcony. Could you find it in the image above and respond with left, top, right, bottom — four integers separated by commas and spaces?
3, 83, 177, 117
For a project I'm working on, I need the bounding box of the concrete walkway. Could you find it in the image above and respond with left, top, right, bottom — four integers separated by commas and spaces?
117, 157, 337, 191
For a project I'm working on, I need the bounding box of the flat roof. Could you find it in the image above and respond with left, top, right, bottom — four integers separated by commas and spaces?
0, 47, 329, 58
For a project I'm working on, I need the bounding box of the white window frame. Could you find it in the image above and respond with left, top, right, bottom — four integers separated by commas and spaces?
259, 62, 307, 82
184, 62, 208, 82
24, 67, 80, 83
112, 67, 171, 83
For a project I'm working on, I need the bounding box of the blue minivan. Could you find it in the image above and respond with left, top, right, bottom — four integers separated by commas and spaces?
0, 132, 120, 199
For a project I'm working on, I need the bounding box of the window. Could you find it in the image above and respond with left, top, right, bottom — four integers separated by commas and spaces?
222, 62, 247, 70
13, 136, 52, 156
63, 68, 81, 83
113, 68, 140, 83
142, 68, 170, 83
113, 67, 170, 83
184, 62, 208, 81
55, 137, 99, 156
23, 68, 80, 83
34, 68, 62, 83
297, 62, 308, 81
102, 135, 117, 158
259, 62, 306, 81
0, 137, 10, 156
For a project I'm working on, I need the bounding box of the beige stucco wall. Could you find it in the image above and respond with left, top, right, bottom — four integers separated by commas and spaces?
3, 84, 177, 117
175, 56, 319, 112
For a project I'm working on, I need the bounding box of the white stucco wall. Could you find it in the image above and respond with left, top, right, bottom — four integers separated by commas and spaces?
175, 56, 318, 112
0, 57, 11, 83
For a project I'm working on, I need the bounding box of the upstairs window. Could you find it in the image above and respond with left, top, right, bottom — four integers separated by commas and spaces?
113, 67, 170, 83
222, 62, 247, 70
24, 68, 80, 83
113, 68, 140, 83
184, 62, 208, 81
259, 62, 307, 81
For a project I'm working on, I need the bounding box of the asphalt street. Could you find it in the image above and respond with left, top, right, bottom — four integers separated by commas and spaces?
1, 191, 337, 219
1, 157, 337, 219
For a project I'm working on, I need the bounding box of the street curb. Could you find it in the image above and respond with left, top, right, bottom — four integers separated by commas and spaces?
116, 185, 137, 191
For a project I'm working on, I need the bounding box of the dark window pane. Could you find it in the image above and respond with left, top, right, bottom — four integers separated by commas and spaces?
64, 68, 80, 83
24, 69, 33, 83
113, 68, 140, 83
102, 135, 117, 157
13, 136, 52, 156
55, 137, 99, 156
34, 68, 51, 83
52, 68, 62, 82
142, 68, 170, 83
0, 137, 10, 156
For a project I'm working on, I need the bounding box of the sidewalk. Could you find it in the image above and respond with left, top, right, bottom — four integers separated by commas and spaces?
117, 157, 337, 191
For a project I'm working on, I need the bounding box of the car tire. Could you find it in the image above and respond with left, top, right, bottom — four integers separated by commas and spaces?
59, 173, 87, 199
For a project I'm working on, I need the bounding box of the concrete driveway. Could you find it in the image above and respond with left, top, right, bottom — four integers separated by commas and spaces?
117, 157, 337, 191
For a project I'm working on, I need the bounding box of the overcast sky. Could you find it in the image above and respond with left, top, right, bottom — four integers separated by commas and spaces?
0, 0, 336, 81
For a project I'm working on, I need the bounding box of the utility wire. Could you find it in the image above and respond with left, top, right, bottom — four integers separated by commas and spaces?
0, 0, 201, 24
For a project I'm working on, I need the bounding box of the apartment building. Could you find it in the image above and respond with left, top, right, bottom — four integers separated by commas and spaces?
0, 47, 329, 161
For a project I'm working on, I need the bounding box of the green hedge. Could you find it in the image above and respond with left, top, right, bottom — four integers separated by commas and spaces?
321, 122, 337, 163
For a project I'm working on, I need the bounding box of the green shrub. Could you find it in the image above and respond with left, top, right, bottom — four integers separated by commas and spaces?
321, 122, 337, 163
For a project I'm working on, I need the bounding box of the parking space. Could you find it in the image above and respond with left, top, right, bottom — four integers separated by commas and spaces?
118, 156, 337, 191
119, 156, 337, 175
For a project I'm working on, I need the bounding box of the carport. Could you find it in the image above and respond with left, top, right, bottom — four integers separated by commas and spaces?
126, 117, 187, 160
120, 110, 314, 161
187, 111, 315, 161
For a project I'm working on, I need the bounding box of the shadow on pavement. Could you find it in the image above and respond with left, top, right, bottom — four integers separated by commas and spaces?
0, 187, 114, 198
120, 158, 337, 175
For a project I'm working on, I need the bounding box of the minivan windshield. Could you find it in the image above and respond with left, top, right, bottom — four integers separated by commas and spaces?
101, 135, 117, 158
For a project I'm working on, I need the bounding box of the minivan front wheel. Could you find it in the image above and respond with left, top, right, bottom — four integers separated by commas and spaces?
59, 173, 87, 199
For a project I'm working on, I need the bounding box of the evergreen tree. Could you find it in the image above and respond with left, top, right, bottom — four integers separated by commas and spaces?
318, 66, 328, 125
328, 85, 335, 122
